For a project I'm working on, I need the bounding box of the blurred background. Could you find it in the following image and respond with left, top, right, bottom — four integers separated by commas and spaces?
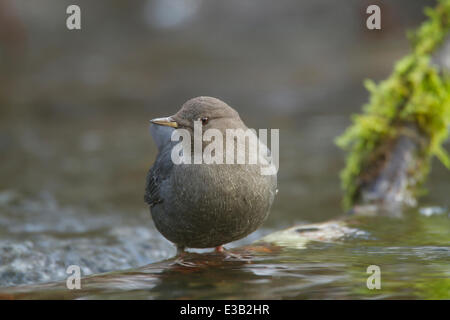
0, 0, 448, 287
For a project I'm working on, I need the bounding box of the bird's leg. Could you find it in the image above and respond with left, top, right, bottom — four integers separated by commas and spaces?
176, 245, 186, 256
215, 245, 224, 253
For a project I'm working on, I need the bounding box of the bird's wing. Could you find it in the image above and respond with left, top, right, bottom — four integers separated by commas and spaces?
144, 148, 173, 208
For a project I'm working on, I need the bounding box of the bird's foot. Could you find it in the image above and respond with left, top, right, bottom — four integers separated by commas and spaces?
223, 251, 252, 262
171, 257, 198, 267
171, 247, 199, 267
214, 246, 252, 263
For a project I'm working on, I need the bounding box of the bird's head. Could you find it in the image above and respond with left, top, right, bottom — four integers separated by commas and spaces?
150, 96, 245, 136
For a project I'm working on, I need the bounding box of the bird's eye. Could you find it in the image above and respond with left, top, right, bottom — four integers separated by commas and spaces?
200, 117, 209, 125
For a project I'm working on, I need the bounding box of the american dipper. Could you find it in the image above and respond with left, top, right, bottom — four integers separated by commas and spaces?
145, 97, 277, 253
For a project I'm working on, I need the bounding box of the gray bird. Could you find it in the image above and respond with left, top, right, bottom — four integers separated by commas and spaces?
145, 96, 277, 253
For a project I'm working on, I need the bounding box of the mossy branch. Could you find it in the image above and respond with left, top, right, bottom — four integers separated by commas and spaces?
336, 0, 450, 210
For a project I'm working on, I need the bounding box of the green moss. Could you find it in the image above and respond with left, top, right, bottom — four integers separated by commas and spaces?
336, 0, 450, 209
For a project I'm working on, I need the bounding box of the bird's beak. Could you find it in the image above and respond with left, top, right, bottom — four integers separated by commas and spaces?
150, 116, 178, 128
